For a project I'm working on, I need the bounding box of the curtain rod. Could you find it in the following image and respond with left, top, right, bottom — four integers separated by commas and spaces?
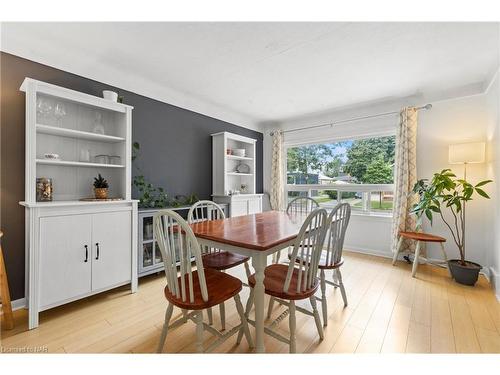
269, 104, 432, 136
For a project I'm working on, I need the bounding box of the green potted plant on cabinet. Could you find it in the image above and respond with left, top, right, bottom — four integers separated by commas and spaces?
411, 169, 492, 285
93, 173, 109, 199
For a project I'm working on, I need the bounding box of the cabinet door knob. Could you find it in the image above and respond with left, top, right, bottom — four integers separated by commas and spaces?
84, 245, 88, 262
95, 243, 100, 260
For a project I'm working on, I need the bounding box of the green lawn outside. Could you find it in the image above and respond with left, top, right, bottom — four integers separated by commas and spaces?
292, 194, 393, 211
353, 200, 393, 210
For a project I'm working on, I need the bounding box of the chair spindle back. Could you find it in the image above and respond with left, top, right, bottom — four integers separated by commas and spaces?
154, 209, 208, 303
286, 196, 320, 215
284, 208, 328, 293
187, 201, 226, 255
323, 203, 351, 267
188, 200, 226, 223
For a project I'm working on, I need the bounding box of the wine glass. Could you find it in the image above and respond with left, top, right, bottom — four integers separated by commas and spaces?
54, 103, 66, 127
36, 98, 52, 123
92, 111, 105, 134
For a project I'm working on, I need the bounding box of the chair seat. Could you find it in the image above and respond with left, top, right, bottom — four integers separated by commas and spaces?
164, 268, 242, 310
248, 264, 319, 300
399, 231, 446, 243
288, 252, 344, 269
202, 251, 250, 271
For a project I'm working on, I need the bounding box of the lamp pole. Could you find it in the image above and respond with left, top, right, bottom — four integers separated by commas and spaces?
462, 162, 467, 263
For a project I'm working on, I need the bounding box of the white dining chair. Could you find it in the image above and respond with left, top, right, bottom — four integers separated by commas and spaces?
273, 196, 319, 264
154, 209, 253, 353
188, 200, 251, 330
313, 203, 351, 325
237, 208, 329, 353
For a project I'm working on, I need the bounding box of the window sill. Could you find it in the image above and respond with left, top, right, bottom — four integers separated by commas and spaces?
350, 211, 393, 221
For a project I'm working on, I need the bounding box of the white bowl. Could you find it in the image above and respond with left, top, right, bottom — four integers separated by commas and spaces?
44, 153, 60, 160
232, 149, 246, 157
103, 90, 118, 102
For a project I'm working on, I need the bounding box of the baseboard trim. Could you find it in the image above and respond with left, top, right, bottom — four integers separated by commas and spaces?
345, 246, 393, 260
346, 246, 495, 291
11, 298, 27, 311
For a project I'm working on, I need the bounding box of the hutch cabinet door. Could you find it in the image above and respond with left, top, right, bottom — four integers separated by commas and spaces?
39, 214, 92, 309
230, 199, 248, 217
91, 211, 132, 291
247, 197, 262, 215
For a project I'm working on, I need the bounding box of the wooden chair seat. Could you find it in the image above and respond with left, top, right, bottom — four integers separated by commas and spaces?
288, 252, 344, 269
248, 264, 319, 301
399, 231, 446, 243
202, 251, 250, 271
164, 268, 242, 310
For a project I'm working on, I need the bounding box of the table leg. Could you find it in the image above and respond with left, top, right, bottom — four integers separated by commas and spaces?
252, 252, 267, 353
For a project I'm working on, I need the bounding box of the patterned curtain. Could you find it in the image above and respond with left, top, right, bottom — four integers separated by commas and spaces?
391, 107, 419, 254
270, 129, 285, 211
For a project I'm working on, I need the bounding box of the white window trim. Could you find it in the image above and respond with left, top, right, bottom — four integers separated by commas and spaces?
283, 132, 396, 218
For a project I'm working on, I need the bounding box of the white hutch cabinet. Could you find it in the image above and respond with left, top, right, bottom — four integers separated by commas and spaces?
211, 132, 262, 217
19, 78, 137, 329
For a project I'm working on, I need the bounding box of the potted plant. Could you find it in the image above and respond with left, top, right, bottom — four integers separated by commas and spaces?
411, 169, 492, 285
93, 173, 109, 199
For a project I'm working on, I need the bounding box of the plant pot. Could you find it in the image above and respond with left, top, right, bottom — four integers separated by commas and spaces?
448, 259, 482, 286
94, 188, 109, 199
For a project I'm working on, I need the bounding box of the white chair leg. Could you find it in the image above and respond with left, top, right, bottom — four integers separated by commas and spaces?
267, 297, 275, 319
195, 310, 204, 353
206, 308, 213, 325
244, 261, 252, 279
332, 269, 338, 288
182, 309, 188, 323
412, 241, 421, 278
439, 242, 448, 262
320, 269, 328, 326
289, 300, 297, 353
309, 296, 324, 340
237, 288, 254, 344
440, 242, 452, 276
157, 303, 174, 353
219, 302, 226, 330
234, 294, 254, 348
337, 269, 348, 307
274, 250, 281, 264
392, 236, 403, 265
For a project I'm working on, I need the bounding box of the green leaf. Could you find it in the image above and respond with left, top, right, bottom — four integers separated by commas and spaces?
475, 180, 492, 187
425, 209, 433, 223
475, 188, 490, 199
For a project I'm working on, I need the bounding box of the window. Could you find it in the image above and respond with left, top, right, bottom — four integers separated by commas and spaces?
285, 135, 395, 214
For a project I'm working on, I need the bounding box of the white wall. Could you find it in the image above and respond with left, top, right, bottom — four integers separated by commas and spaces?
417, 94, 492, 270
262, 88, 499, 277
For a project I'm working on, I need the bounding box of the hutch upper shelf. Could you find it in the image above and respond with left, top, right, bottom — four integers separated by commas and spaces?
20, 77, 134, 204
36, 124, 126, 143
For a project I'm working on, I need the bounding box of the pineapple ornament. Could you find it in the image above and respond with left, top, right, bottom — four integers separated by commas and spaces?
93, 174, 109, 199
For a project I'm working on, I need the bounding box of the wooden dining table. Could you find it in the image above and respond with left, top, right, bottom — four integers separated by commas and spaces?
189, 210, 305, 353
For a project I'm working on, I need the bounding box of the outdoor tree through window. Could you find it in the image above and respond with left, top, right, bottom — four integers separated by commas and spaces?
286, 135, 395, 212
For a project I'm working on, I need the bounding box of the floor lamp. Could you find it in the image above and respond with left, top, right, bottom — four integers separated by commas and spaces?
448, 142, 486, 258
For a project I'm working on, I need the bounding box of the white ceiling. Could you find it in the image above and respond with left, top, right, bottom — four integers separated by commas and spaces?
1, 22, 499, 130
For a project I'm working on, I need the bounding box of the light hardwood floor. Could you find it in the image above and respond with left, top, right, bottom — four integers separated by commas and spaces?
1, 251, 499, 353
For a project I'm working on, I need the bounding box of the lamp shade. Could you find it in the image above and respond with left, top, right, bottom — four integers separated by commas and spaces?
448, 142, 485, 164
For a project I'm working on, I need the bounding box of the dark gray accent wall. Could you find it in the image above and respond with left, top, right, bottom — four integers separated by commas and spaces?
0, 52, 263, 300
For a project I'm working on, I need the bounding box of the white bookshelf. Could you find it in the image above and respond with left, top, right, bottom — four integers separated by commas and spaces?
211, 131, 263, 217
21, 78, 133, 202
19, 78, 137, 329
